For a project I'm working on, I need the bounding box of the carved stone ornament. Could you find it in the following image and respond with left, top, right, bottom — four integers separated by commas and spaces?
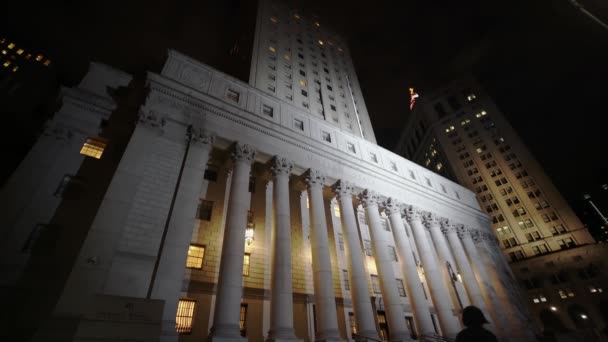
454, 224, 467, 239
305, 169, 326, 189
188, 126, 214, 145
403, 206, 423, 222
383, 198, 402, 216
137, 109, 166, 129
422, 212, 439, 230
469, 228, 483, 244
333, 180, 354, 199
231, 142, 256, 164
270, 156, 293, 177
358, 189, 379, 208
440, 219, 457, 235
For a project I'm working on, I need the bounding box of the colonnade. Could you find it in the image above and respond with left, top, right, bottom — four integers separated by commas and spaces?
207, 142, 526, 342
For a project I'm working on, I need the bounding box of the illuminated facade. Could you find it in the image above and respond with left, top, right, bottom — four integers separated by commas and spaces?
0, 3, 534, 342
396, 76, 608, 339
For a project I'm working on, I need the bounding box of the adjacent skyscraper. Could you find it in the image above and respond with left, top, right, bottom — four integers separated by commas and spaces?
396, 76, 607, 338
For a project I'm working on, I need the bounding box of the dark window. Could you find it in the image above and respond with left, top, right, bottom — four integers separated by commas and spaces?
301, 89, 308, 97
204, 166, 218, 182
198, 200, 213, 221
447, 95, 461, 111
434, 103, 447, 118
299, 69, 306, 76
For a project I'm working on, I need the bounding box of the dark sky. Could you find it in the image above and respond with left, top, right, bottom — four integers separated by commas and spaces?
3, 0, 607, 215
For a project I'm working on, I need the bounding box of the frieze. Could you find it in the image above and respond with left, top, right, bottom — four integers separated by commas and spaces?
137, 109, 166, 130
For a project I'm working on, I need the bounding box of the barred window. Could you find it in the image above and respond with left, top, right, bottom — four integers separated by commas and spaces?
371, 275, 381, 294
343, 269, 350, 290
197, 200, 213, 221
186, 244, 205, 269
396, 279, 406, 297
364, 240, 373, 256
176, 299, 196, 334
80, 137, 106, 159
239, 304, 248, 336
243, 253, 251, 276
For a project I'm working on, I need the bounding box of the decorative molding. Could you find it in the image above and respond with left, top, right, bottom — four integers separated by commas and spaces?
383, 197, 402, 216
137, 108, 167, 130
333, 180, 354, 200
305, 169, 326, 189
43, 122, 74, 142
231, 142, 256, 164
453, 223, 467, 239
422, 212, 440, 230
188, 126, 214, 145
440, 219, 458, 235
270, 156, 293, 177
358, 189, 379, 208
403, 206, 423, 222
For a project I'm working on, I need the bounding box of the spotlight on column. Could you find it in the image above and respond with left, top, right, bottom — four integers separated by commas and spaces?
245, 210, 255, 245
550, 306, 557, 311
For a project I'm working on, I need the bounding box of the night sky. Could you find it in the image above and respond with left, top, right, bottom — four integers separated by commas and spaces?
3, 0, 607, 217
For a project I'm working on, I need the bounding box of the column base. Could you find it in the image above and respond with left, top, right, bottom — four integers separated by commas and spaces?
208, 323, 247, 342
355, 330, 380, 341
314, 328, 344, 342
266, 327, 302, 342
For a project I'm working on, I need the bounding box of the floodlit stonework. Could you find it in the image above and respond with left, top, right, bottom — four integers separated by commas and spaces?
0, 2, 536, 342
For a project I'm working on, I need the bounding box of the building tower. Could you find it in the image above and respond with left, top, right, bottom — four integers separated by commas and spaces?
395, 76, 607, 337
0, 3, 535, 342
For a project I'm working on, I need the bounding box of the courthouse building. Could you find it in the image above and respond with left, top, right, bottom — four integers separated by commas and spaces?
0, 1, 535, 341
395, 77, 608, 339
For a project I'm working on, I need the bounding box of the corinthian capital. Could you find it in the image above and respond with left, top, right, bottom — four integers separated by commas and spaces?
305, 169, 326, 189
422, 212, 439, 229
137, 109, 166, 129
188, 126, 214, 145
333, 180, 354, 200
383, 197, 402, 216
404, 205, 423, 222
231, 142, 256, 164
454, 223, 467, 238
270, 156, 293, 177
439, 218, 457, 235
358, 189, 380, 208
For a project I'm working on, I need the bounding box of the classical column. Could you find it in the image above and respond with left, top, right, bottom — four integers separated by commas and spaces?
305, 169, 342, 342
209, 143, 256, 341
384, 198, 435, 337
428, 216, 470, 309
333, 181, 378, 340
404, 207, 461, 338
359, 190, 410, 342
443, 224, 491, 319
460, 227, 509, 339
267, 156, 300, 342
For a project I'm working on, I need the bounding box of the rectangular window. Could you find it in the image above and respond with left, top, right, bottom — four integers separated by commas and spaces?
262, 104, 274, 117
186, 244, 205, 269
364, 240, 373, 256
198, 200, 213, 221
347, 142, 356, 153
301, 89, 308, 97
343, 269, 350, 290
243, 253, 251, 276
370, 152, 378, 163
239, 304, 248, 337
294, 118, 304, 131
322, 131, 331, 143
204, 165, 218, 181
337, 233, 344, 251
330, 104, 336, 111
80, 137, 106, 159
396, 279, 406, 297
371, 275, 381, 294
390, 161, 398, 172
334, 205, 341, 218
388, 246, 398, 262
349, 312, 357, 338
227, 88, 240, 103
176, 299, 196, 334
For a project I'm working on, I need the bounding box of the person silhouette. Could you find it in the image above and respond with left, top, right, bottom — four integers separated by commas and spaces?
455, 306, 498, 342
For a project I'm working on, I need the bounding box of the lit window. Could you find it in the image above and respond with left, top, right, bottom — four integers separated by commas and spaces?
467, 94, 477, 101
306, 196, 310, 209
25, 53, 31, 59
436, 163, 443, 171
3, 60, 10, 67
35, 54, 43, 61
318, 40, 324, 45
299, 79, 307, 87
294, 14, 300, 19
176, 299, 196, 334
315, 21, 320, 27
80, 137, 106, 159
8, 42, 15, 49
12, 66, 18, 72
284, 53, 290, 60
1, 49, 6, 55
186, 244, 205, 269
269, 46, 276, 53
334, 205, 341, 217
243, 253, 251, 276
43, 60, 51, 66
239, 304, 248, 336
270, 17, 277, 23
